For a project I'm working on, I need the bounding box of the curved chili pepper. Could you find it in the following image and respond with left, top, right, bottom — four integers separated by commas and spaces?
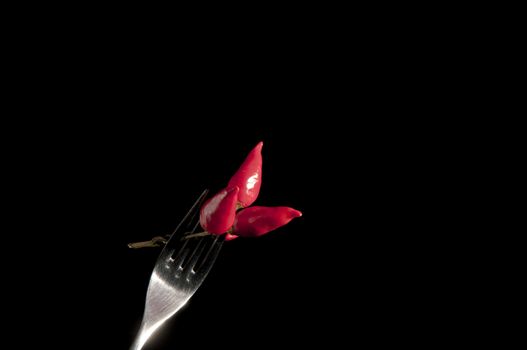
200, 186, 239, 234
232, 206, 302, 237
228, 141, 263, 207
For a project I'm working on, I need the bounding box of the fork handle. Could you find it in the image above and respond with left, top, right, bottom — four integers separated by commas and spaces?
129, 323, 147, 350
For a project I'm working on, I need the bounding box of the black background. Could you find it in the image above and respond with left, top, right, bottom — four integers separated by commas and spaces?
0, 9, 490, 346
6, 34, 446, 347
20, 120, 431, 349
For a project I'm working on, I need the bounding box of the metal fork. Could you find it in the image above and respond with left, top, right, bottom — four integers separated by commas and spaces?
130, 190, 224, 350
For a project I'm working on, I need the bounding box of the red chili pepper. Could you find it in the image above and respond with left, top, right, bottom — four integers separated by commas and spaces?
200, 186, 239, 234
228, 141, 263, 207
224, 233, 238, 241
232, 206, 302, 237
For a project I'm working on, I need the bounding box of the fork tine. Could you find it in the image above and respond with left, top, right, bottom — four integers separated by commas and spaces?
194, 235, 224, 273
168, 189, 209, 239
159, 190, 208, 261
172, 247, 190, 269
190, 217, 202, 233
184, 237, 209, 272
170, 238, 190, 262
167, 190, 209, 244
160, 236, 188, 262
185, 202, 203, 231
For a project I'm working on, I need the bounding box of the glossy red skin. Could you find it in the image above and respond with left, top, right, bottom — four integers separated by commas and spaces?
228, 141, 263, 207
233, 206, 302, 237
224, 233, 238, 241
200, 187, 239, 234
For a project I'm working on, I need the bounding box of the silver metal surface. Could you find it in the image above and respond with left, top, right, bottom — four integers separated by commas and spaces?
130, 190, 224, 350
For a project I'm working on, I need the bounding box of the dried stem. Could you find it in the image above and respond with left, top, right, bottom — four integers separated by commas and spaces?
128, 236, 168, 249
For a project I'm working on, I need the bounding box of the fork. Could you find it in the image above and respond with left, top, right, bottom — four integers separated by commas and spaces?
130, 190, 224, 350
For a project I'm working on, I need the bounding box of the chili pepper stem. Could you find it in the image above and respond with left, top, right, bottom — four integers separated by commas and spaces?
128, 236, 168, 249
182, 231, 211, 240
128, 231, 211, 248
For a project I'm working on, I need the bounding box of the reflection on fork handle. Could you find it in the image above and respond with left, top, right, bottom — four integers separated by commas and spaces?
129, 323, 146, 350
130, 321, 160, 350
